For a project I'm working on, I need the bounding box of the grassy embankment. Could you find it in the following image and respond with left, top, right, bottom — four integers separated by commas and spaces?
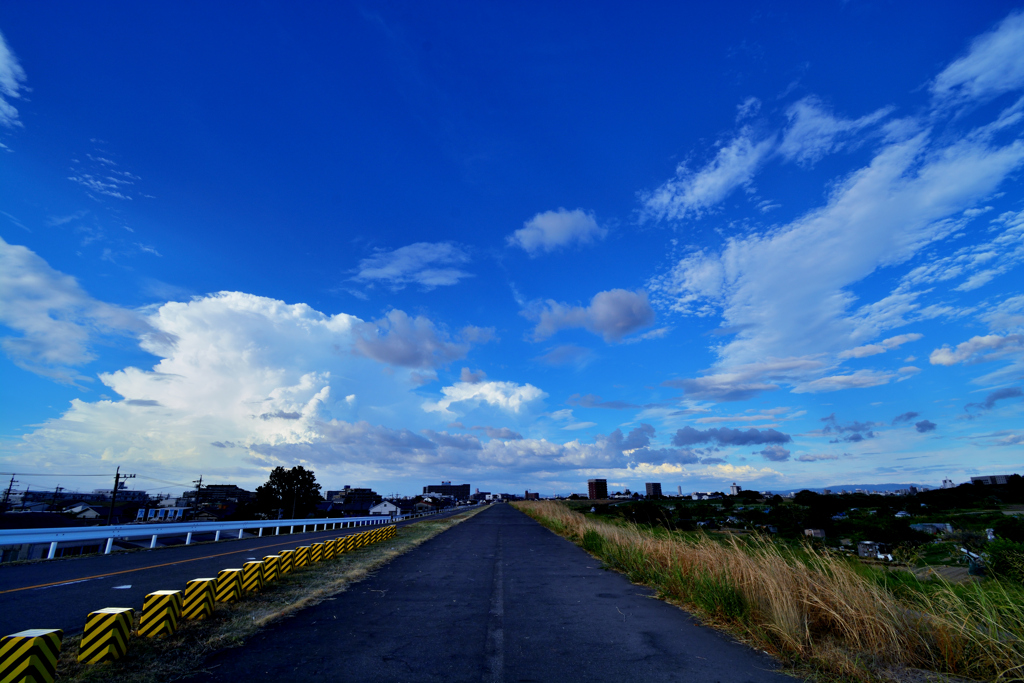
55, 506, 485, 683
513, 500, 1024, 682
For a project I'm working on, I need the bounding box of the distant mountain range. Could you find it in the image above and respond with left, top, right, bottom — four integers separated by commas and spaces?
767, 483, 938, 495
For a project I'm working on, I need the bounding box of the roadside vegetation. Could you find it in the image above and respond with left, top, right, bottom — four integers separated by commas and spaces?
54, 507, 484, 683
513, 499, 1024, 682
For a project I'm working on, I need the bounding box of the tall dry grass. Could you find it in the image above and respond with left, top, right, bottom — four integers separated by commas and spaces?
514, 500, 1024, 682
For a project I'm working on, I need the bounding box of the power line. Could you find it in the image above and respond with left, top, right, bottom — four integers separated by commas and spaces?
0, 472, 111, 477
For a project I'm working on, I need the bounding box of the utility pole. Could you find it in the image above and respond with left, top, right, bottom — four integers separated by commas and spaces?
1, 475, 17, 513
106, 466, 136, 526
190, 476, 203, 520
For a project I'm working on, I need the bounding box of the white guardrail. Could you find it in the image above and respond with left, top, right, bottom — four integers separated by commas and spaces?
0, 510, 443, 560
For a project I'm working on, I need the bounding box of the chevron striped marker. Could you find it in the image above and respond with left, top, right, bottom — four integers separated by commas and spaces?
309, 542, 323, 563
182, 579, 216, 621
293, 546, 310, 569
278, 549, 294, 575
322, 539, 336, 560
261, 555, 280, 583
78, 608, 133, 664
0, 629, 63, 683
215, 569, 243, 603
241, 561, 264, 593
138, 590, 183, 638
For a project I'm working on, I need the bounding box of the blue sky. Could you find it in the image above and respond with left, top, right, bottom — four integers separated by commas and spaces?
1, 2, 1023, 498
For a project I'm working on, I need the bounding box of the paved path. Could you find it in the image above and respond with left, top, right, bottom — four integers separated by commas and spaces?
0, 510, 461, 637
187, 504, 794, 683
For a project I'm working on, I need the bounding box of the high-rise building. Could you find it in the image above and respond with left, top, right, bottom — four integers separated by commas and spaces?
587, 479, 607, 500
645, 482, 662, 498
729, 483, 742, 496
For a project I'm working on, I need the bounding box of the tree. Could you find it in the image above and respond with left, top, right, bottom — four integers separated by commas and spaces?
255, 466, 322, 519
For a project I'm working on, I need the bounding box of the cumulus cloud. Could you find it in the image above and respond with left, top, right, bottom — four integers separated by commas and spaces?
354, 310, 470, 369
672, 426, 791, 447
0, 237, 159, 383
526, 289, 655, 343
351, 242, 472, 290
759, 445, 790, 462
0, 30, 27, 128
915, 420, 938, 433
931, 10, 1024, 107
459, 367, 486, 383
641, 128, 776, 222
778, 97, 894, 166
420, 430, 483, 450
507, 208, 606, 255
839, 333, 923, 359
422, 380, 547, 417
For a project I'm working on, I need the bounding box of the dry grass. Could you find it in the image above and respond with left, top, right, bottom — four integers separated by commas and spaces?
513, 500, 1024, 682
54, 507, 485, 682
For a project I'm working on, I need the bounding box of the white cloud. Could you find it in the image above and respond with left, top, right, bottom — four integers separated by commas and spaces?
929, 333, 1024, 366
0, 29, 26, 128
838, 333, 923, 359
792, 370, 895, 394
778, 97, 894, 166
736, 97, 761, 121
0, 237, 156, 383
526, 288, 655, 343
507, 208, 606, 255
641, 128, 775, 222
422, 380, 547, 417
931, 11, 1024, 107
351, 242, 472, 290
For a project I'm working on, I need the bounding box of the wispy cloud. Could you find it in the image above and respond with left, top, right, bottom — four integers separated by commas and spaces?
0, 29, 27, 129
931, 10, 1024, 108
524, 288, 655, 343
351, 242, 472, 291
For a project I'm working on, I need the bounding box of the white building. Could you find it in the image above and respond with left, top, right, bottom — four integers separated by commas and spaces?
369, 501, 401, 517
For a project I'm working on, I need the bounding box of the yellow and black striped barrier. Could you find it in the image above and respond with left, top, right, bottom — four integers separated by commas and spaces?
183, 579, 216, 621
78, 608, 133, 664
310, 542, 323, 563
0, 628, 63, 683
278, 549, 294, 575
323, 539, 336, 560
215, 569, 243, 603
294, 546, 310, 569
262, 555, 280, 583
138, 590, 183, 638
241, 561, 264, 593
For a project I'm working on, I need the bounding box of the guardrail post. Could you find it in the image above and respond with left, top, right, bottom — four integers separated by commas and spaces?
237, 529, 243, 539
185, 532, 192, 545
47, 541, 58, 559
104, 537, 113, 554
258, 528, 263, 537
214, 530, 221, 542
275, 527, 280, 535
149, 535, 158, 549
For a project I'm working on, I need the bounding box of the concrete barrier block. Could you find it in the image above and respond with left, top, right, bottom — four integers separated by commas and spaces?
241, 561, 264, 592
78, 608, 133, 663
138, 590, 183, 638
278, 549, 295, 575
215, 569, 243, 603
309, 542, 323, 563
0, 628, 63, 683
293, 546, 310, 569
182, 579, 216, 621
261, 555, 280, 583
322, 539, 336, 560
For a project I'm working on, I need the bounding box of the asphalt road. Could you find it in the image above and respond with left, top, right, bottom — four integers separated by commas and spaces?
0, 510, 463, 638
186, 504, 795, 683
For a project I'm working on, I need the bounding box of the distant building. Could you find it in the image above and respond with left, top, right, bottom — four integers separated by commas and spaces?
136, 507, 189, 522
858, 541, 891, 559
941, 478, 955, 489
369, 501, 401, 518
910, 522, 954, 535
804, 529, 826, 539
729, 483, 742, 496
677, 485, 682, 496
524, 490, 540, 500
645, 483, 662, 498
587, 479, 608, 500
182, 484, 254, 505
423, 482, 470, 499
971, 475, 1012, 486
